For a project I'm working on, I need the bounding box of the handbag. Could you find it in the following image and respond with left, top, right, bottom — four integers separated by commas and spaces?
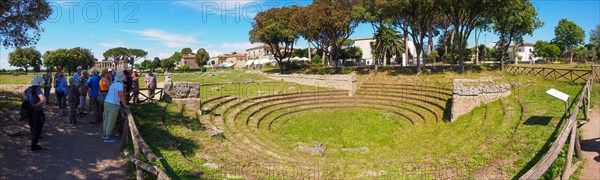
98, 91, 108, 104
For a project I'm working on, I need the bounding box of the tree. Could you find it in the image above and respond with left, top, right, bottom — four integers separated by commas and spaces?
440, 0, 501, 73
162, 52, 180, 71
43, 47, 95, 75
139, 60, 150, 70
399, 0, 439, 74
292, 48, 309, 58
181, 47, 193, 55
70, 47, 95, 70
195, 48, 210, 68
291, 0, 360, 73
250, 6, 299, 73
590, 24, 600, 48
575, 46, 597, 63
372, 23, 404, 73
553, 18, 585, 63
8, 47, 42, 73
340, 46, 363, 60
0, 0, 52, 48
533, 40, 561, 60
103, 47, 129, 61
492, 0, 543, 69
127, 48, 148, 68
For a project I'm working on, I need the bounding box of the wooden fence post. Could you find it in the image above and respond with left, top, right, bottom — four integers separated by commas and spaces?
561, 124, 577, 180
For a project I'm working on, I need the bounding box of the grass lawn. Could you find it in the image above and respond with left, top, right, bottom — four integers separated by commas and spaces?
0, 90, 22, 112
0, 74, 36, 84
170, 70, 269, 84
131, 69, 599, 179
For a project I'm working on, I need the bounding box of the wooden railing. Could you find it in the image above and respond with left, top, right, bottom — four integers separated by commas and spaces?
518, 66, 599, 179
505, 65, 592, 82
121, 107, 170, 180
136, 88, 164, 103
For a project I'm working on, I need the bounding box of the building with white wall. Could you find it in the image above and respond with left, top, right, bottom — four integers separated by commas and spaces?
507, 42, 540, 63
353, 37, 418, 66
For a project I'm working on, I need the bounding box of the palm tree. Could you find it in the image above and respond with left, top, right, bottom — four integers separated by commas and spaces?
372, 23, 405, 73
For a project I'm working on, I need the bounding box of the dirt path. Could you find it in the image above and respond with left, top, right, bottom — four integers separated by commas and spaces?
0, 96, 126, 179
580, 104, 600, 180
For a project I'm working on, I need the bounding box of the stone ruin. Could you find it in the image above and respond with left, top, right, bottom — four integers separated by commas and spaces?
163, 75, 202, 111
451, 78, 511, 121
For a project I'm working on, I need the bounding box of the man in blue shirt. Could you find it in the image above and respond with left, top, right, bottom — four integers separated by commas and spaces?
86, 68, 102, 124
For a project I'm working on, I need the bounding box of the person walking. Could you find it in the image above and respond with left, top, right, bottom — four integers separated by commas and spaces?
102, 70, 128, 143
22, 75, 47, 151
78, 70, 89, 117
145, 70, 157, 100
86, 69, 102, 124
131, 69, 140, 104
42, 69, 52, 105
67, 77, 79, 125
54, 67, 67, 116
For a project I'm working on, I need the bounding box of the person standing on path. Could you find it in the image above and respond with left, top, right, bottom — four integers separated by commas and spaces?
123, 70, 133, 104
145, 70, 157, 100
78, 70, 89, 117
73, 66, 82, 86
67, 77, 80, 125
131, 69, 140, 105
22, 75, 47, 151
42, 69, 52, 105
98, 69, 112, 123
86, 68, 102, 124
102, 71, 128, 143
54, 67, 68, 116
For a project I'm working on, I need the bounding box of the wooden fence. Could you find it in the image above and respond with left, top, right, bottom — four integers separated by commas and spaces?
121, 107, 170, 180
136, 88, 164, 103
518, 65, 599, 179
505, 65, 592, 82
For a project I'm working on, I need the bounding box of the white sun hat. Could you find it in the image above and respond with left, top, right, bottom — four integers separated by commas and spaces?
31, 75, 45, 86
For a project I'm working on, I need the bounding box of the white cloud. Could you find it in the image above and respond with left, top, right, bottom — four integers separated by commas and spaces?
156, 52, 173, 59
99, 41, 125, 48
123, 29, 197, 48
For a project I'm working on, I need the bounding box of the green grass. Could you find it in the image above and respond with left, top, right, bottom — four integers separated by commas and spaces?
170, 70, 269, 84
0, 74, 36, 84
272, 108, 406, 150
132, 69, 600, 179
199, 81, 330, 100
0, 90, 21, 112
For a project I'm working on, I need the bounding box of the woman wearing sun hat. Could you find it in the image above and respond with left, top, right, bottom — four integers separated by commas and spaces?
22, 75, 47, 151
102, 70, 129, 143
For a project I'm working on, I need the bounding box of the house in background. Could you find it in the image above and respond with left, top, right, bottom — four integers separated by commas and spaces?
246, 44, 296, 60
178, 54, 200, 68
508, 42, 540, 63
354, 37, 418, 66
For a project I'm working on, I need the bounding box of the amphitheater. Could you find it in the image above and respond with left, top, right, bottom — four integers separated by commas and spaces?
158, 74, 527, 179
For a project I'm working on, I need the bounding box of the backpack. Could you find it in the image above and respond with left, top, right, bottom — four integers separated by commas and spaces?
20, 100, 33, 120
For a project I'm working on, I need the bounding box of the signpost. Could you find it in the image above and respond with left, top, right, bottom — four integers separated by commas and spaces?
546, 88, 570, 116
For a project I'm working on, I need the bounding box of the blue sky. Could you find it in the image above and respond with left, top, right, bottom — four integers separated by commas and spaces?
1, 0, 599, 69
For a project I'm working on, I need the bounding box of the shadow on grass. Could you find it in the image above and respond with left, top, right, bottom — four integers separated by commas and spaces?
132, 102, 204, 179
442, 98, 453, 122
523, 116, 553, 126
513, 115, 565, 179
